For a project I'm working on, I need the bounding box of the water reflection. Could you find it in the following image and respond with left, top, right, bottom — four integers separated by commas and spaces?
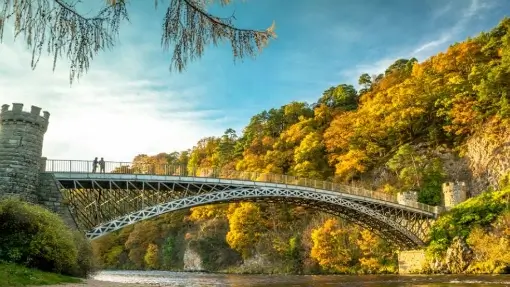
93, 270, 510, 287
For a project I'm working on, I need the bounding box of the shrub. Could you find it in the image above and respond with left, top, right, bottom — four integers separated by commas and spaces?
427, 186, 510, 255
0, 198, 95, 277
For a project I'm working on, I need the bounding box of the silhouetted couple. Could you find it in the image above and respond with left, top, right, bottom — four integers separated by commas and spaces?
92, 157, 105, 173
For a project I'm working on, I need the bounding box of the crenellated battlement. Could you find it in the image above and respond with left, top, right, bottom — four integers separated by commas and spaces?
0, 103, 50, 131
397, 191, 418, 205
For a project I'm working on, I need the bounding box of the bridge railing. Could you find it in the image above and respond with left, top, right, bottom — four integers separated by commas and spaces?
44, 159, 437, 214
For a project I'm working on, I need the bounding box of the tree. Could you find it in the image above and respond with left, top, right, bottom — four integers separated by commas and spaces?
144, 243, 160, 270
0, 0, 276, 83
225, 202, 264, 259
310, 218, 357, 273
318, 84, 358, 111
358, 73, 372, 95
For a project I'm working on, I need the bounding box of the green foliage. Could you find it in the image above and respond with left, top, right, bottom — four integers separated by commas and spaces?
0, 263, 81, 287
386, 144, 445, 205
284, 236, 304, 274
69, 231, 96, 277
427, 187, 510, 255
418, 159, 445, 206
319, 84, 358, 111
162, 236, 176, 269
0, 199, 94, 278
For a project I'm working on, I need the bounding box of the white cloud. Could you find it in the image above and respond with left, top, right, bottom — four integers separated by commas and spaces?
0, 31, 226, 162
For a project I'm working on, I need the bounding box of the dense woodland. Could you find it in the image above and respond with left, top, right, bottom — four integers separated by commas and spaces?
91, 18, 510, 274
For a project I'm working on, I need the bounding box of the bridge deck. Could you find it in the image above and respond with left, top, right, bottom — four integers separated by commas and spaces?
51, 172, 437, 217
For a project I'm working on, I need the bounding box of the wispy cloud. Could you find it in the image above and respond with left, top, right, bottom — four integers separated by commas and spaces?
430, 1, 454, 20
412, 0, 493, 56
0, 30, 226, 161
339, 0, 496, 85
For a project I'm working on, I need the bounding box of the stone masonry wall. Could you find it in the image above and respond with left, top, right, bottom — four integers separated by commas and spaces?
398, 249, 426, 274
37, 173, 78, 229
0, 103, 49, 201
397, 191, 418, 205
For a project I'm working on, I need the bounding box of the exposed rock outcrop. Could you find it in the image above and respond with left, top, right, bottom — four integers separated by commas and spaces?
465, 121, 510, 196
182, 246, 203, 271
428, 237, 474, 274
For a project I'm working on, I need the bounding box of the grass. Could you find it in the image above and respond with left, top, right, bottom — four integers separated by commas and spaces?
0, 263, 82, 287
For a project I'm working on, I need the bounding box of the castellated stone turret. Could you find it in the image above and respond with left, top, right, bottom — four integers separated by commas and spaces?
442, 181, 468, 211
0, 103, 50, 202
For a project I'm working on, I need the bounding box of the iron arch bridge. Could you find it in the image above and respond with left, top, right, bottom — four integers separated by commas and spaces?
46, 160, 439, 250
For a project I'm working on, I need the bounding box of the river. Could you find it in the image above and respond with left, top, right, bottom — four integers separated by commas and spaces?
92, 271, 510, 286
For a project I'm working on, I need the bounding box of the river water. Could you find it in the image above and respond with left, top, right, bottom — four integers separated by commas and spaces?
93, 270, 510, 286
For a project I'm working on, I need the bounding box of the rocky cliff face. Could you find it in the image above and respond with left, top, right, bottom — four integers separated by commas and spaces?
183, 246, 203, 271
428, 237, 474, 274
464, 122, 510, 196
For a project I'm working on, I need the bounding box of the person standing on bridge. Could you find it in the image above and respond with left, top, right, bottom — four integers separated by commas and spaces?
92, 157, 98, 173
99, 157, 106, 174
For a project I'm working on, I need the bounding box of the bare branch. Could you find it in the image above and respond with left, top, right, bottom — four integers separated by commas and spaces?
0, 0, 276, 84
162, 0, 276, 72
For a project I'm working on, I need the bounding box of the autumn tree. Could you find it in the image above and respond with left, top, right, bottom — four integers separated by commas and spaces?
144, 243, 160, 270
0, 0, 276, 83
310, 218, 358, 273
226, 202, 265, 259
124, 220, 165, 268
356, 230, 396, 273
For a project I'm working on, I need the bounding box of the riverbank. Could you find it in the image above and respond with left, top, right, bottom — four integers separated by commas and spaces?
0, 263, 81, 287
40, 279, 147, 287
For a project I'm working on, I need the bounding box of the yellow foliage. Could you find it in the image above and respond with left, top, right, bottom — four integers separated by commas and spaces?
333, 149, 369, 181
189, 205, 227, 222
466, 212, 510, 274
144, 243, 159, 270
310, 219, 354, 273
226, 203, 265, 259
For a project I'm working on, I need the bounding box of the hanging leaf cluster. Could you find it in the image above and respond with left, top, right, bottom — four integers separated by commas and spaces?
0, 0, 276, 83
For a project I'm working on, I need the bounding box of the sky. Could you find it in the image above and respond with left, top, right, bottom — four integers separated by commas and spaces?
0, 0, 509, 162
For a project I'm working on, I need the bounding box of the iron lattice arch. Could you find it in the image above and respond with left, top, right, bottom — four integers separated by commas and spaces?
53, 173, 436, 250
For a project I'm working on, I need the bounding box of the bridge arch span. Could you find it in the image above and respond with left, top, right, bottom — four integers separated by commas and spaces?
85, 187, 425, 249
53, 173, 435, 250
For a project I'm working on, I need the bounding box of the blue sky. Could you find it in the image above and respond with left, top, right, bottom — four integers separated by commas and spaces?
0, 0, 509, 161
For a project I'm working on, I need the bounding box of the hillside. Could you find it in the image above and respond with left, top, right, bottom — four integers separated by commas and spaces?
91, 18, 510, 274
